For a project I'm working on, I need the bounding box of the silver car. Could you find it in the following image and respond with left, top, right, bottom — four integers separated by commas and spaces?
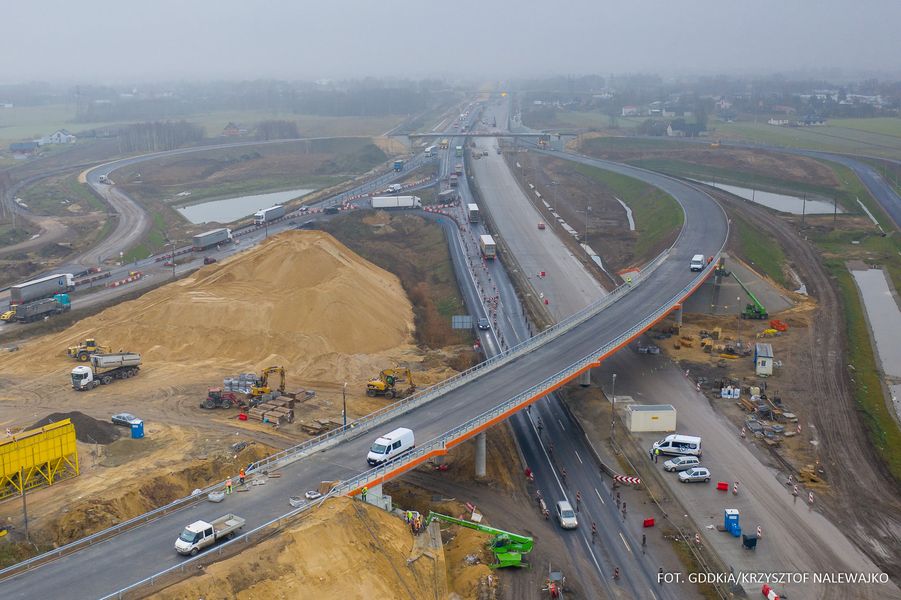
556, 500, 578, 529
678, 467, 711, 483
663, 456, 701, 472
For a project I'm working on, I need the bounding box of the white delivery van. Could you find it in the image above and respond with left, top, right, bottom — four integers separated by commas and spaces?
653, 434, 702, 457
690, 254, 706, 271
367, 427, 415, 465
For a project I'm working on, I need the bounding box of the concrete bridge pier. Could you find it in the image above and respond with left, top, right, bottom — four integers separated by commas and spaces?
674, 304, 683, 327
475, 432, 487, 478
579, 369, 591, 387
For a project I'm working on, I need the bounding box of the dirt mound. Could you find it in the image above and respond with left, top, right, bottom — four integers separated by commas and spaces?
0, 230, 415, 386
153, 497, 447, 599
28, 411, 119, 444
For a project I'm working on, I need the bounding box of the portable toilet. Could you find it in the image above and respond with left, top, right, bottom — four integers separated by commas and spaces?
755, 343, 774, 376
724, 508, 740, 536
130, 419, 145, 439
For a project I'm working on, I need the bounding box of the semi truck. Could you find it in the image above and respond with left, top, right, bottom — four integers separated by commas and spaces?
174, 514, 245, 556
467, 203, 480, 223
192, 228, 232, 252
71, 352, 142, 390
253, 205, 286, 225
449, 174, 459, 188
424, 146, 436, 157
454, 164, 463, 175
393, 160, 405, 172
455, 145, 464, 157
13, 294, 71, 323
10, 273, 75, 305
371, 196, 422, 210
439, 139, 449, 149
479, 234, 497, 260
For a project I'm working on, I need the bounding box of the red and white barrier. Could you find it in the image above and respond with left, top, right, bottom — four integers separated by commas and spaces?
613, 475, 641, 485
761, 584, 779, 599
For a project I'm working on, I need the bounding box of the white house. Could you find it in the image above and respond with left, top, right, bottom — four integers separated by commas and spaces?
47, 129, 77, 144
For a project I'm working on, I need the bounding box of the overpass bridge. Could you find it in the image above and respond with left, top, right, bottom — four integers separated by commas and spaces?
0, 149, 728, 599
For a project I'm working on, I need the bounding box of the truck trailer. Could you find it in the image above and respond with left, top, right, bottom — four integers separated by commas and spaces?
371, 196, 422, 210
467, 203, 480, 223
71, 352, 142, 390
479, 235, 497, 260
13, 294, 71, 323
10, 273, 75, 305
253, 205, 286, 225
192, 228, 232, 252
175, 514, 245, 556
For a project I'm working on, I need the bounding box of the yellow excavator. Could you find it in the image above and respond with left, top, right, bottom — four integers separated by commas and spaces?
67, 339, 112, 362
366, 368, 415, 399
250, 366, 286, 397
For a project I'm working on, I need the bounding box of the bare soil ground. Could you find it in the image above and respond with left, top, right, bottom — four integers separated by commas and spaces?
668, 188, 901, 578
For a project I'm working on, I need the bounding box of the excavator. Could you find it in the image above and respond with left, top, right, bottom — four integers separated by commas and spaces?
250, 366, 286, 397
426, 512, 533, 568
366, 368, 415, 399
67, 339, 112, 362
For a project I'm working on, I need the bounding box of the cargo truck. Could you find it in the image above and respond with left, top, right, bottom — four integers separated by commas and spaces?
253, 205, 286, 225
467, 203, 480, 223
439, 139, 449, 149
449, 174, 459, 188
10, 273, 75, 305
393, 160, 405, 172
479, 235, 497, 260
71, 352, 141, 390
192, 228, 232, 252
174, 514, 245, 556
424, 146, 436, 157
371, 196, 422, 210
454, 164, 463, 175
455, 145, 464, 157
13, 294, 71, 323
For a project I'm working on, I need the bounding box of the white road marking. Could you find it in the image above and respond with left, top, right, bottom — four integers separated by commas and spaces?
595, 487, 604, 504
648, 587, 658, 600
557, 418, 565, 431
574, 450, 583, 464
619, 532, 632, 554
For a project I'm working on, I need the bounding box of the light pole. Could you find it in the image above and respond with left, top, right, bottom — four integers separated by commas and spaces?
550, 180, 558, 214
611, 373, 617, 444
342, 382, 347, 429
584, 203, 592, 245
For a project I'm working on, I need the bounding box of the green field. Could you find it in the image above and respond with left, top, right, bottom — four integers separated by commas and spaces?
0, 104, 406, 149
731, 215, 789, 287
574, 163, 684, 259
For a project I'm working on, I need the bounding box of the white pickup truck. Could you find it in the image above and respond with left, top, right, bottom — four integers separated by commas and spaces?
174, 514, 245, 556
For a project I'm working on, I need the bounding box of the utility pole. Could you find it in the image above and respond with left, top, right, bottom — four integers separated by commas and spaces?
342, 382, 347, 429
801, 193, 807, 227
611, 373, 617, 444
584, 203, 592, 246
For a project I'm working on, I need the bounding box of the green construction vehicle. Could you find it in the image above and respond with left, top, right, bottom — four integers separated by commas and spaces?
714, 259, 768, 320
426, 512, 533, 569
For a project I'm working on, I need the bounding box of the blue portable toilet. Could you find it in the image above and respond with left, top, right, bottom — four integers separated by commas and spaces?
130, 419, 144, 439
724, 508, 740, 535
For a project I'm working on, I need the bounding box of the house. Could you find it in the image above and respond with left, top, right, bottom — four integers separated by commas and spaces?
222, 122, 241, 137
47, 129, 76, 144
9, 141, 39, 156
768, 118, 791, 126
621, 105, 640, 117
754, 343, 774, 376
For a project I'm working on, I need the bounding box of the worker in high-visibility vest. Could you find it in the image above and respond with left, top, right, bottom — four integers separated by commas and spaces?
225, 477, 233, 495
239, 467, 246, 486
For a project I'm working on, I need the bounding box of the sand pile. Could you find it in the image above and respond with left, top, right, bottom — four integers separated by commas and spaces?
0, 231, 415, 386
153, 497, 448, 599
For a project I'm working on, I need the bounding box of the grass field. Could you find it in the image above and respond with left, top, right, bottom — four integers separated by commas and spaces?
0, 104, 406, 149
574, 163, 684, 259
730, 215, 789, 288
19, 173, 106, 217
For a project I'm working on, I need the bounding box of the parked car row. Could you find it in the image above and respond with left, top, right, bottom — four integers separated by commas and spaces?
655, 434, 711, 483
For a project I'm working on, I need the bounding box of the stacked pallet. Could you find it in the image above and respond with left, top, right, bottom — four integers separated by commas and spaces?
246, 396, 295, 425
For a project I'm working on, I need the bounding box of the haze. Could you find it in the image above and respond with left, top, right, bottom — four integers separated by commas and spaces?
6, 0, 901, 83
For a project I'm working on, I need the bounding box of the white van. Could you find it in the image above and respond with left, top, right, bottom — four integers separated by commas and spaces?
367, 427, 415, 465
690, 254, 705, 271
653, 434, 702, 457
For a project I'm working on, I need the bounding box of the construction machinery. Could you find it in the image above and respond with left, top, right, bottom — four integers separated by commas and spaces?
366, 368, 415, 399
426, 512, 532, 569
67, 339, 112, 362
715, 259, 768, 320
250, 366, 286, 398
202, 388, 242, 410
71, 352, 141, 390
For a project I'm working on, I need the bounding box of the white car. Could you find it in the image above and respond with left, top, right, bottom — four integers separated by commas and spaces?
663, 456, 701, 472
555, 500, 578, 529
678, 467, 711, 483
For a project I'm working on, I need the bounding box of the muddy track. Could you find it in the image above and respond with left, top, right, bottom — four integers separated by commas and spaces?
708, 187, 901, 577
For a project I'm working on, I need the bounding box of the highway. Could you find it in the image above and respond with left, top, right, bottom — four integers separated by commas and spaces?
0, 107, 728, 597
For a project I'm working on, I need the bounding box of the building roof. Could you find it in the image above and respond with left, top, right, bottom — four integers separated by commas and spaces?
10, 141, 38, 151
755, 343, 774, 358
628, 404, 676, 412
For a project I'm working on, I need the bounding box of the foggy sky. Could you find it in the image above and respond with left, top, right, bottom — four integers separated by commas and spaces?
6, 0, 901, 84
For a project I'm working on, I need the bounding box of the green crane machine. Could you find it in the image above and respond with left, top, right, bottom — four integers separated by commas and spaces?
714, 259, 768, 320
426, 512, 533, 568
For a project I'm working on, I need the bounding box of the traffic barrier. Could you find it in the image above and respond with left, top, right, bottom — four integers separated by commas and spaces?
761, 584, 779, 599
756, 525, 762, 538
733, 481, 739, 495
643, 518, 655, 528
694, 533, 701, 545
613, 475, 641, 485
717, 481, 728, 491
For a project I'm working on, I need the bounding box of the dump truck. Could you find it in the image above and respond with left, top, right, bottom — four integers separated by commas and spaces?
371, 196, 422, 210
192, 228, 232, 252
174, 514, 245, 556
71, 352, 141, 390
14, 294, 70, 323
393, 160, 405, 172
366, 368, 415, 399
253, 205, 286, 225
67, 338, 111, 361
10, 273, 75, 305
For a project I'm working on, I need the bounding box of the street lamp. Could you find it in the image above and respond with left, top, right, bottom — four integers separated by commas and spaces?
342, 382, 347, 429
550, 180, 558, 214
611, 373, 617, 444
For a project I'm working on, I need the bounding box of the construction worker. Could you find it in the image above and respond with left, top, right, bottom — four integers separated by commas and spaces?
239, 467, 246, 486
406, 510, 413, 524
591, 521, 598, 543
225, 477, 233, 495
654, 448, 660, 463
626, 275, 632, 285
361, 486, 368, 502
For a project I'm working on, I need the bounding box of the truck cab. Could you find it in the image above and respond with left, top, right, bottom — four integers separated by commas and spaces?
71, 366, 97, 390
174, 514, 245, 556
